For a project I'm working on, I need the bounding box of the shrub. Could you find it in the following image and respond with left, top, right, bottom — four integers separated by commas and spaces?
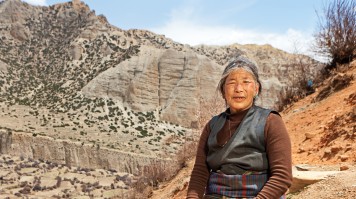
109, 125, 117, 131
314, 0, 356, 67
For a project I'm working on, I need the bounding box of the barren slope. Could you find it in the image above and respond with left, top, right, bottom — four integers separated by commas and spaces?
284, 60, 355, 165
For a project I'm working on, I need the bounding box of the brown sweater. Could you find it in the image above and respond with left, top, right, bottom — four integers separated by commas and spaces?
187, 109, 292, 199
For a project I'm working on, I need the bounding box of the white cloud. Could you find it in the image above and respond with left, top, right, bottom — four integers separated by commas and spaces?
22, 0, 47, 6
152, 19, 330, 62
151, 3, 322, 60
153, 19, 315, 56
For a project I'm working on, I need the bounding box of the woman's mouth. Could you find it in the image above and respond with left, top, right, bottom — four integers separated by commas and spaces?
232, 96, 245, 101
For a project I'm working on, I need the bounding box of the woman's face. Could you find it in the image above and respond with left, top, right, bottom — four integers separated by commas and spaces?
224, 69, 259, 113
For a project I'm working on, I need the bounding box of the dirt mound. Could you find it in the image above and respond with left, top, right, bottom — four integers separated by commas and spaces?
284, 60, 356, 164
313, 73, 353, 102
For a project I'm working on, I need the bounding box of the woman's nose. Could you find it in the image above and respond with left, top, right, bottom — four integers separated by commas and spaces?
234, 83, 243, 92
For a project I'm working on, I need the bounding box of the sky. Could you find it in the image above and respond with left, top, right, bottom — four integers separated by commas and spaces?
22, 0, 331, 61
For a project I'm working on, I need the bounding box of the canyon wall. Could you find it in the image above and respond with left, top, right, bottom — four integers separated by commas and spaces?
0, 130, 177, 176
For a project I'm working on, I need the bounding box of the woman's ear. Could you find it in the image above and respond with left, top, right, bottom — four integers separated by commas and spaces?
222, 86, 226, 99
255, 83, 260, 96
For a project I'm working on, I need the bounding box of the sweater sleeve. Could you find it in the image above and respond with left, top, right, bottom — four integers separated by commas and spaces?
256, 113, 293, 199
186, 122, 211, 199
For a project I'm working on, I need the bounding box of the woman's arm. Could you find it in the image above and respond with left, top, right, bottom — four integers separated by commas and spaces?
186, 123, 211, 198
256, 113, 293, 199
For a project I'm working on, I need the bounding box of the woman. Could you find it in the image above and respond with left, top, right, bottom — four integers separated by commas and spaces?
187, 57, 292, 199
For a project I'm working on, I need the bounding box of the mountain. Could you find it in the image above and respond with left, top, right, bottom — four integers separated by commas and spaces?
0, 0, 332, 198
0, 0, 323, 127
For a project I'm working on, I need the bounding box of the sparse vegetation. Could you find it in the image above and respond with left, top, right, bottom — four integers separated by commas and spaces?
0, 154, 133, 198
314, 0, 355, 68
1, 0, 342, 198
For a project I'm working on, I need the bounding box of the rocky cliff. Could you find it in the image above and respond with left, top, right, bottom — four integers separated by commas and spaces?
81, 46, 222, 127
0, 0, 323, 128
0, 0, 328, 180
0, 130, 176, 176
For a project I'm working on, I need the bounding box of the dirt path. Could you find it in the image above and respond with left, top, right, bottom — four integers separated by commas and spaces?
289, 164, 356, 199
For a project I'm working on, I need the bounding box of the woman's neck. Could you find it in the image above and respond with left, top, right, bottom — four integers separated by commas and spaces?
226, 107, 250, 122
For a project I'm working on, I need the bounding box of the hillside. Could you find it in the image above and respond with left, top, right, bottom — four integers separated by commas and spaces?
0, 0, 325, 160
0, 0, 323, 127
285, 61, 355, 165
150, 60, 356, 198
0, 0, 341, 198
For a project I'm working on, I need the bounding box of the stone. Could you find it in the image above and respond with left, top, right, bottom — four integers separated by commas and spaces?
339, 155, 349, 162
297, 148, 305, 153
331, 146, 341, 153
340, 165, 349, 171
295, 164, 317, 171
324, 148, 331, 155
305, 133, 316, 139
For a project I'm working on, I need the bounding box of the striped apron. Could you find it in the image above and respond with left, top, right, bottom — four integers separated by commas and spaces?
205, 172, 286, 199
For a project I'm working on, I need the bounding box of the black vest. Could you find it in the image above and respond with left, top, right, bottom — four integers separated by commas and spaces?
206, 105, 274, 174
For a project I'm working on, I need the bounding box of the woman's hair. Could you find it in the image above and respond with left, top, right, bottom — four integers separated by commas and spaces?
218, 57, 262, 100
